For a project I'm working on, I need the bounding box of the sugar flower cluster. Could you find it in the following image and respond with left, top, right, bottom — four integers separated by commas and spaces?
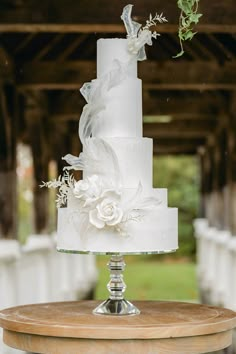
73, 175, 123, 229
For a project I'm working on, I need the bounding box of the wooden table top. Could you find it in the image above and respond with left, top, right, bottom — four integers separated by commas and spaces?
0, 301, 236, 354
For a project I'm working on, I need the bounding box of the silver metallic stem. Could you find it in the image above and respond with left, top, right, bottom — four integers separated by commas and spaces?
93, 255, 140, 316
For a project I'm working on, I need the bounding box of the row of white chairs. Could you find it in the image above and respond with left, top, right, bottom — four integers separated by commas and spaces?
194, 218, 236, 311
0, 234, 98, 353
195, 219, 236, 353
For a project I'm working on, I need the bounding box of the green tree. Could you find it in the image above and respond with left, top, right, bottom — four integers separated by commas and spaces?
153, 155, 200, 258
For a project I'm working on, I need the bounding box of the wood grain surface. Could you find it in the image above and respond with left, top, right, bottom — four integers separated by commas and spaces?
3, 328, 232, 354
0, 301, 236, 354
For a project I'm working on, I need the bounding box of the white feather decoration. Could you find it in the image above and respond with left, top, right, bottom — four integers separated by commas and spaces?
123, 182, 162, 215
63, 138, 121, 186
79, 59, 130, 144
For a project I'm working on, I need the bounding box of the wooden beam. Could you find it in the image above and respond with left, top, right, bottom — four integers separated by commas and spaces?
142, 92, 226, 116
14, 33, 36, 54
145, 83, 236, 91
1, 24, 236, 33
57, 34, 88, 61
32, 34, 65, 61
139, 61, 236, 91
145, 114, 219, 121
207, 34, 234, 61
50, 95, 225, 120
190, 36, 217, 61
17, 61, 95, 90
54, 113, 219, 122
16, 61, 236, 91
0, 0, 236, 30
48, 90, 226, 121
153, 144, 199, 155
169, 35, 199, 60
144, 120, 215, 138
153, 137, 206, 155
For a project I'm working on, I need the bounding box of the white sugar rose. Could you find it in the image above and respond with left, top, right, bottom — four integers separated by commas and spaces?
73, 180, 89, 198
73, 175, 102, 205
89, 197, 123, 229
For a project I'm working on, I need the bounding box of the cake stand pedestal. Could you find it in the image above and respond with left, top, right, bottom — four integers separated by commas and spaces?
1, 301, 236, 354
93, 255, 140, 315
58, 249, 177, 316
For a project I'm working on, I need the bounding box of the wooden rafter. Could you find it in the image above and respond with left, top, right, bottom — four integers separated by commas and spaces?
57, 34, 88, 61
14, 33, 36, 54
1, 24, 236, 34
144, 121, 215, 139
192, 36, 217, 61
16, 61, 236, 91
153, 137, 206, 155
33, 34, 65, 61
0, 0, 236, 29
49, 92, 225, 119
207, 33, 235, 61
153, 144, 199, 155
169, 35, 198, 60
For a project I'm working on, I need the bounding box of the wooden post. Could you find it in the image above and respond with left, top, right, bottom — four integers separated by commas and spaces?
228, 92, 236, 235
218, 128, 228, 230
212, 130, 226, 230
203, 125, 229, 230
0, 85, 17, 239
203, 143, 215, 227
198, 148, 207, 218
25, 92, 49, 234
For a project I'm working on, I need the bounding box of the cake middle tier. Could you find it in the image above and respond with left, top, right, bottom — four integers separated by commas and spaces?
92, 78, 142, 138
83, 137, 153, 190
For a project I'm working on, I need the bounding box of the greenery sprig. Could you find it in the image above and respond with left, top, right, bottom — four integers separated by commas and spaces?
174, 0, 202, 58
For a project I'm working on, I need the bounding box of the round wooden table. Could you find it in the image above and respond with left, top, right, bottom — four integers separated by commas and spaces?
0, 301, 236, 354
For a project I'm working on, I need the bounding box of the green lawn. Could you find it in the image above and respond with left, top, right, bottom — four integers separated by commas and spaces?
95, 256, 198, 301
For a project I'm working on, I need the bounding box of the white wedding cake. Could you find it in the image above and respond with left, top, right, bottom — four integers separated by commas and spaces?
44, 5, 178, 254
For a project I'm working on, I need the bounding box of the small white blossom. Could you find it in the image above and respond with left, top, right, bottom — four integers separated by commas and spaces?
73, 175, 102, 205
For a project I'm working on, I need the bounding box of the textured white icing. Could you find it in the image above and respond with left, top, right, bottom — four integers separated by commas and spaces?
57, 206, 177, 253
92, 78, 142, 138
83, 137, 153, 190
97, 39, 137, 78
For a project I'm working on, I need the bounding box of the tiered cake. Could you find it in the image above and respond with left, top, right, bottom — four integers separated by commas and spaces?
50, 6, 178, 254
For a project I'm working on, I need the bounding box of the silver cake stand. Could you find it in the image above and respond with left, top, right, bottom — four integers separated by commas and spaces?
58, 249, 176, 316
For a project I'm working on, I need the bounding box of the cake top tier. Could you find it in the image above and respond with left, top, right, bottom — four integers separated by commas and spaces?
97, 38, 137, 78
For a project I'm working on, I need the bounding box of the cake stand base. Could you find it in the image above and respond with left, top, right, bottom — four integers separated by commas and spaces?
93, 255, 140, 316
93, 299, 140, 316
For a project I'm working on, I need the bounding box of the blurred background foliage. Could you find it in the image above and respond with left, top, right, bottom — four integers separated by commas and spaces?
153, 155, 200, 259
96, 257, 198, 301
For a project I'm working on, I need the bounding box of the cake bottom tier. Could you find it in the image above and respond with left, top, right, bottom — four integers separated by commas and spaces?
57, 203, 178, 254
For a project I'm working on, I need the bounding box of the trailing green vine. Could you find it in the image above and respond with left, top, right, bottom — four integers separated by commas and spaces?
174, 0, 202, 58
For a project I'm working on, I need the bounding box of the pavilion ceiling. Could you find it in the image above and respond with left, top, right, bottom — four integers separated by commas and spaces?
0, 0, 236, 155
